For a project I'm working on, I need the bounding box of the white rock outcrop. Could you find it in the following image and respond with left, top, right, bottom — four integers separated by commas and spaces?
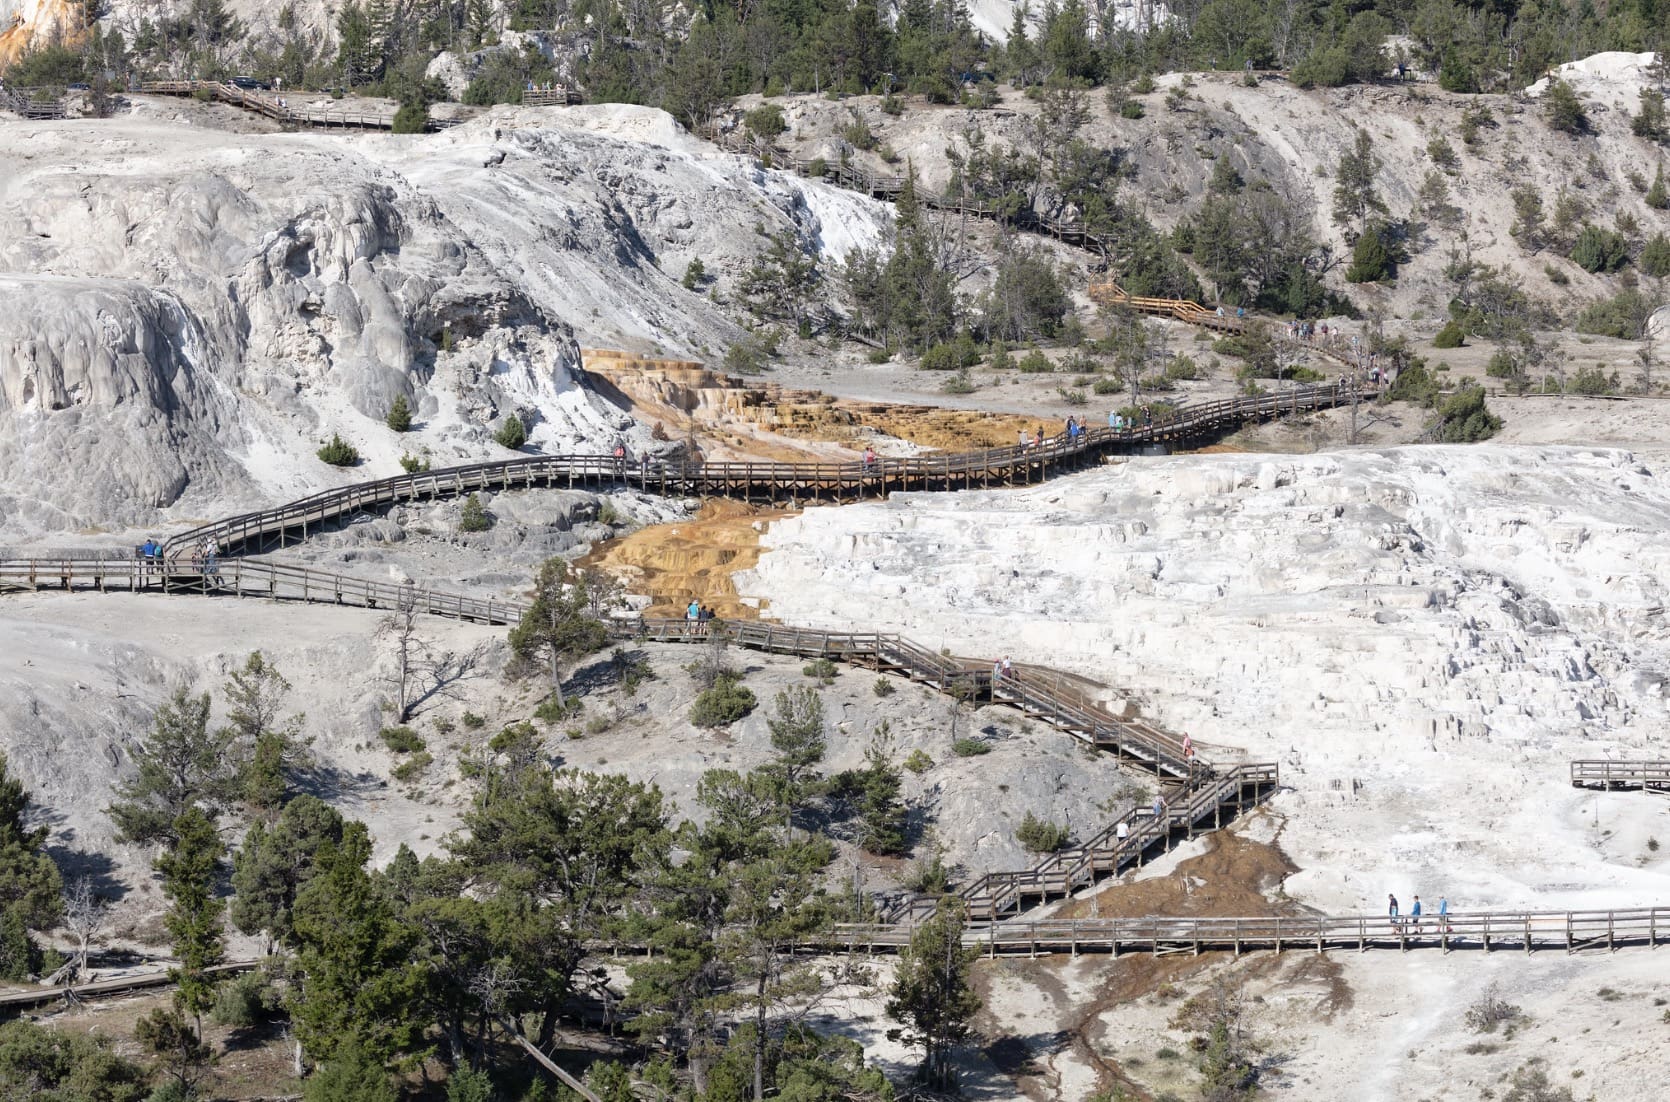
0, 104, 891, 532
739, 446, 1670, 914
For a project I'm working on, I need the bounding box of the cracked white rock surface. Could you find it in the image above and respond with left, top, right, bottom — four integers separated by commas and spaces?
739, 445, 1670, 915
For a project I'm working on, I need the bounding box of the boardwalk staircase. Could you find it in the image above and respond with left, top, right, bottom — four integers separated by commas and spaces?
1, 86, 66, 119
886, 763, 1279, 925
1087, 280, 1248, 332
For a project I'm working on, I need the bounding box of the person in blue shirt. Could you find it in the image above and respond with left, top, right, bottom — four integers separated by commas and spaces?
1410, 895, 1423, 933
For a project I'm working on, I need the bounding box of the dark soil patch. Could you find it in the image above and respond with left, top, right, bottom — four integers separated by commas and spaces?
1055, 820, 1307, 921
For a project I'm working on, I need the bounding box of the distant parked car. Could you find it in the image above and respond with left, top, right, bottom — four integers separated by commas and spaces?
229, 76, 270, 91
67, 82, 90, 91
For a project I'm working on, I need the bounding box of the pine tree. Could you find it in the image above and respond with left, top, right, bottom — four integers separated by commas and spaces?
1003, 4, 1039, 86
136, 1006, 216, 1100
290, 821, 426, 1066
854, 725, 907, 856
157, 807, 225, 1026
886, 898, 982, 1092
1634, 88, 1668, 142
1345, 220, 1395, 283
230, 795, 346, 949
1544, 78, 1588, 135
384, 394, 413, 432
1332, 127, 1386, 233
493, 415, 527, 449
458, 491, 493, 532
1649, 164, 1669, 211
765, 686, 826, 810
108, 686, 237, 846
0, 754, 63, 980
507, 559, 611, 705
221, 652, 303, 818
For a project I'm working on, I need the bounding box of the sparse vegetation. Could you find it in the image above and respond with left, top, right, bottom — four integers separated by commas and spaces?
458, 492, 493, 533
316, 434, 360, 467
1465, 983, 1522, 1034
493, 415, 527, 449
379, 726, 425, 755
1015, 811, 1071, 853
802, 657, 839, 683
689, 672, 758, 728
951, 737, 991, 757
384, 394, 413, 432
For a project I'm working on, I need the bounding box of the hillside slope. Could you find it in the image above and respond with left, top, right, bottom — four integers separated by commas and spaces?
0, 102, 888, 533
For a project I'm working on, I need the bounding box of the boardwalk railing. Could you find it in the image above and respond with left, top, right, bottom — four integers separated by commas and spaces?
10, 904, 1667, 1012
523, 87, 583, 106
0, 557, 527, 626
1570, 760, 1670, 791
1088, 280, 1249, 332
837, 906, 1670, 956
135, 81, 466, 133
161, 381, 1367, 560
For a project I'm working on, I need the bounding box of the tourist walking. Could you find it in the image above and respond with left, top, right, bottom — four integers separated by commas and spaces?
1388, 893, 1400, 927
1410, 895, 1423, 933
1116, 820, 1129, 842
1438, 896, 1450, 933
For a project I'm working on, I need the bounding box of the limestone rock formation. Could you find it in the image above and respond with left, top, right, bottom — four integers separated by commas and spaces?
0, 103, 890, 533
740, 446, 1670, 913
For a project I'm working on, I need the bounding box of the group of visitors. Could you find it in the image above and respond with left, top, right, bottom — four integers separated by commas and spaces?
1287, 319, 1339, 345
991, 655, 1014, 681
1387, 893, 1451, 932
685, 598, 719, 634
135, 539, 164, 572
1106, 407, 1155, 432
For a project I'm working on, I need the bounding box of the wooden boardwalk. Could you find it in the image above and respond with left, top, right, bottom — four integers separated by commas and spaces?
11, 902, 1666, 1013
160, 381, 1364, 560
0, 556, 526, 626
888, 764, 1278, 924
0, 961, 256, 1012
0, 562, 1276, 920
1571, 760, 1670, 791
838, 906, 1670, 956
135, 80, 466, 132
1088, 280, 1249, 332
